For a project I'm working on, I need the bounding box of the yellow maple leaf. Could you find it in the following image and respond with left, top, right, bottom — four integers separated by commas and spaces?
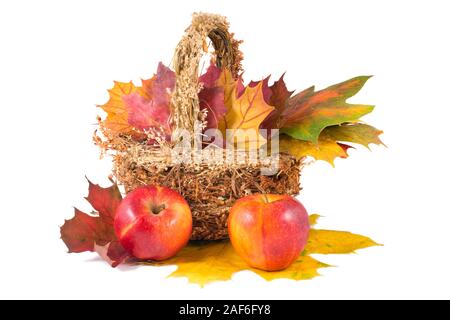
225, 81, 274, 149
309, 214, 321, 226
154, 242, 245, 286
143, 215, 379, 286
148, 241, 328, 286
217, 68, 238, 108
215, 69, 240, 142
252, 256, 329, 281
304, 229, 380, 255
280, 134, 349, 166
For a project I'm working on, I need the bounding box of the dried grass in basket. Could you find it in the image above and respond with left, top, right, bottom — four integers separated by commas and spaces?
107, 13, 303, 240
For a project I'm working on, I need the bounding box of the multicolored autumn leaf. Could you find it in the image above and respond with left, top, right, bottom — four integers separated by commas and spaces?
279, 76, 375, 143
324, 123, 385, 148
260, 74, 293, 132
100, 81, 142, 134
279, 122, 384, 165
99, 62, 174, 142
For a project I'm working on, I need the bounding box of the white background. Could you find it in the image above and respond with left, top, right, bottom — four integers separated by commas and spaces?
1, 0, 449, 299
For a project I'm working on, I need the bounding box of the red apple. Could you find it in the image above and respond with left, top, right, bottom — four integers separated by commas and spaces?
114, 185, 192, 260
228, 194, 310, 271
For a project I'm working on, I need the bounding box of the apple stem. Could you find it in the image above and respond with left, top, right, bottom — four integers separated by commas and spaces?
150, 203, 166, 215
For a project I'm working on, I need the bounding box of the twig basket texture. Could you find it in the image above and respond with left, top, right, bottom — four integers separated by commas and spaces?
113, 13, 302, 240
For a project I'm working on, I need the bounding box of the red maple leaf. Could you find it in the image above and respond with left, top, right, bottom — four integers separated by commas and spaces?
199, 64, 227, 131
60, 178, 131, 267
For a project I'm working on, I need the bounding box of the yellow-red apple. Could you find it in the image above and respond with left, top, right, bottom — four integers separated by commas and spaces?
228, 194, 310, 271
114, 185, 192, 260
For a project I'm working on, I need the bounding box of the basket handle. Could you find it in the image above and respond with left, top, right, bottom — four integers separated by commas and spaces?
171, 13, 243, 135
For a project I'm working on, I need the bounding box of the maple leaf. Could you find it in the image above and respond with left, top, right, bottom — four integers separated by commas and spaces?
199, 63, 222, 88
60, 178, 131, 267
280, 76, 374, 143
127, 63, 174, 136
303, 214, 380, 254
323, 123, 385, 148
201, 68, 263, 147
249, 76, 272, 103
148, 241, 328, 286
85, 178, 122, 225
268, 74, 293, 110
144, 215, 378, 286
175, 243, 328, 285
124, 93, 172, 136
280, 134, 351, 166
260, 73, 294, 133
100, 81, 142, 134
279, 122, 384, 165
217, 68, 244, 108
60, 209, 112, 253
94, 241, 130, 268
141, 62, 175, 107
304, 229, 380, 254
202, 68, 245, 148
99, 63, 174, 141
224, 81, 275, 148
252, 256, 329, 281
198, 64, 227, 131
199, 87, 226, 130
309, 214, 322, 226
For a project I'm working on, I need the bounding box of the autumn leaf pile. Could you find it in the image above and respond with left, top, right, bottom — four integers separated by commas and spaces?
61, 180, 379, 285
98, 62, 383, 165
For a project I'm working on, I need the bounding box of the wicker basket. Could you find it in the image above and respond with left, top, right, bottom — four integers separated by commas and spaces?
111, 13, 303, 240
